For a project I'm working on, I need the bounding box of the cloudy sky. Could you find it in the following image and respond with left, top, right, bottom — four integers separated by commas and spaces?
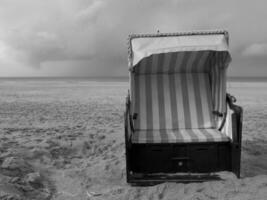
0, 0, 267, 77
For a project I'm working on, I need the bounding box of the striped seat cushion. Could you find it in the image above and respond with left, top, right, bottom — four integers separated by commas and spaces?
133, 73, 215, 130
132, 129, 230, 143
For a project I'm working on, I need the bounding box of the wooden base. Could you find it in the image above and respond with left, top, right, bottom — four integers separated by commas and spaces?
128, 172, 222, 186
127, 142, 233, 185
130, 142, 231, 173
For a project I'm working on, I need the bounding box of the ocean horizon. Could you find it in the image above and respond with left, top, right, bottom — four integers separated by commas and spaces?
0, 76, 267, 82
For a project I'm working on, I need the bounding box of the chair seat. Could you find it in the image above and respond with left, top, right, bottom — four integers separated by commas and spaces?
132, 129, 230, 144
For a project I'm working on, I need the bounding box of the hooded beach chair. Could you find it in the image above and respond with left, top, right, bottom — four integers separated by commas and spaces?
124, 30, 243, 185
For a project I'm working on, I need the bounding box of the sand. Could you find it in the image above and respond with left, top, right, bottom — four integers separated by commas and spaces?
0, 79, 266, 200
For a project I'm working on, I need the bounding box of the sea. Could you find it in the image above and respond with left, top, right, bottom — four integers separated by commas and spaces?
0, 76, 266, 83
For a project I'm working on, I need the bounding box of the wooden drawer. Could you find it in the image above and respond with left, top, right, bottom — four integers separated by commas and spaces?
131, 145, 172, 173
130, 143, 231, 174
189, 144, 217, 172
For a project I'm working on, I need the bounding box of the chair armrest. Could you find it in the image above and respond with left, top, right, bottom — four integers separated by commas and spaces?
125, 93, 134, 144
226, 94, 243, 178
226, 93, 243, 144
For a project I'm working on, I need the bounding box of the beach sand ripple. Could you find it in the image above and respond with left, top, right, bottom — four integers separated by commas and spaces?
0, 80, 266, 199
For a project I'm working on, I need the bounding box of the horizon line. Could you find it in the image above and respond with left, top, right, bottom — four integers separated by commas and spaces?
0, 76, 266, 79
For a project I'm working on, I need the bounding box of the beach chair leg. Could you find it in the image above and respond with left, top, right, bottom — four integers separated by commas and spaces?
230, 112, 242, 178
231, 143, 241, 178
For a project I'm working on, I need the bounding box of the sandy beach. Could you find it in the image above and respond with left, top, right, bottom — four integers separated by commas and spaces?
0, 78, 267, 200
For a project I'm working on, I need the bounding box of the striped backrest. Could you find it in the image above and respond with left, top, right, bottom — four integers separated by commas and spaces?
134, 51, 212, 74
132, 51, 229, 128
133, 73, 215, 130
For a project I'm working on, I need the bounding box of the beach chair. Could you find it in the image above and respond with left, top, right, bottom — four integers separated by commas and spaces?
124, 30, 243, 185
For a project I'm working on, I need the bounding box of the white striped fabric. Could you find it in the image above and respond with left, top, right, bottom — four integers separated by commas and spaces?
132, 128, 230, 143
134, 51, 211, 74
129, 32, 230, 67
210, 52, 229, 127
133, 73, 215, 130
222, 103, 233, 141
132, 51, 229, 127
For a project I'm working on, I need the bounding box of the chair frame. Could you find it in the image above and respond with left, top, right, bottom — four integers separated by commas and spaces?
124, 31, 243, 185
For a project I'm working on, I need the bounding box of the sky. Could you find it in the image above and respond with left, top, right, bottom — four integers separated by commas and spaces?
0, 0, 267, 77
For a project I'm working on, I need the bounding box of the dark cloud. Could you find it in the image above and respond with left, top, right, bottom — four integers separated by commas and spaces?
0, 0, 267, 76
